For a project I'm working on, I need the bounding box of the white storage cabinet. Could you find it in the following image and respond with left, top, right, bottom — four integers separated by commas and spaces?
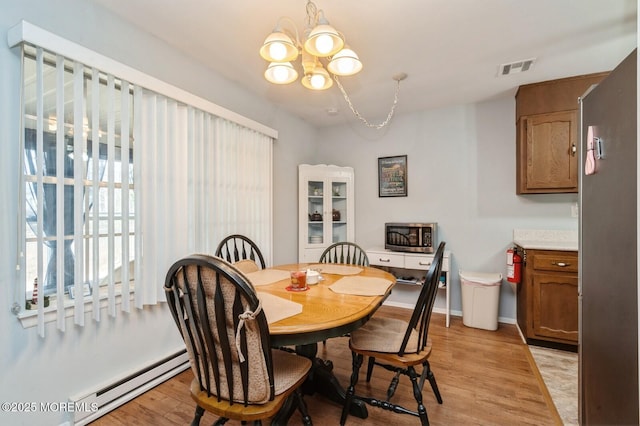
366, 248, 451, 327
298, 164, 354, 263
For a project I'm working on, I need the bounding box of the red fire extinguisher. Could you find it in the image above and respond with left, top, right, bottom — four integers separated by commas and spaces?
507, 247, 522, 283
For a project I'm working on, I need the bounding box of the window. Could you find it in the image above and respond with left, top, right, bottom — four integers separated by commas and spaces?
21, 46, 134, 308
13, 22, 275, 337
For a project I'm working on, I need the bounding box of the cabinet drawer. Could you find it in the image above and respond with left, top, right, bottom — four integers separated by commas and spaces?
532, 253, 578, 273
404, 254, 435, 271
367, 251, 404, 268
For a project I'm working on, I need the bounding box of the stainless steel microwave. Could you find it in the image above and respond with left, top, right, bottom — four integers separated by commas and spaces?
385, 222, 437, 253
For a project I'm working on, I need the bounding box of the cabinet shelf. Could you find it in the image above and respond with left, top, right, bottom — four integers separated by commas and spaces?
396, 278, 423, 286
366, 248, 451, 327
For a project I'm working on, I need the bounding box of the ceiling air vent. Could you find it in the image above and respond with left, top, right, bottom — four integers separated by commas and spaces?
499, 58, 536, 76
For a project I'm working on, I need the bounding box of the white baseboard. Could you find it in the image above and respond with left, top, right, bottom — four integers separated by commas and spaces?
383, 300, 516, 326
69, 350, 189, 425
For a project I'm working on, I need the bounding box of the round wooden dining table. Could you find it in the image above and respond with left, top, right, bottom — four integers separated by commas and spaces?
246, 262, 396, 420
261, 263, 395, 347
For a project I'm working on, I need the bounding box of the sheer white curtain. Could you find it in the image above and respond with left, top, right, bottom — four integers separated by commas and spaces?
135, 89, 273, 307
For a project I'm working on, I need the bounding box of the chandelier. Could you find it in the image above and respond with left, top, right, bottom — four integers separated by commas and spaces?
259, 0, 405, 129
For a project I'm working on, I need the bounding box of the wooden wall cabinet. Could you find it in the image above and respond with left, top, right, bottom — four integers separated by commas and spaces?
516, 73, 608, 194
517, 249, 578, 346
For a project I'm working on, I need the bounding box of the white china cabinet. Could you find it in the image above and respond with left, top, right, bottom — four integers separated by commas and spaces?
298, 164, 354, 262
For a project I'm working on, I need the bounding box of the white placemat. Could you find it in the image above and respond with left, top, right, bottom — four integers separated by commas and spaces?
307, 264, 363, 275
245, 269, 291, 286
329, 276, 394, 296
256, 292, 303, 324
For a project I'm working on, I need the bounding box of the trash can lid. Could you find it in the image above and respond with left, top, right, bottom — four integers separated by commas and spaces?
459, 270, 503, 285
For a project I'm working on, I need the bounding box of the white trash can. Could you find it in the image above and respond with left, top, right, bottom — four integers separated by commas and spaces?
459, 270, 502, 331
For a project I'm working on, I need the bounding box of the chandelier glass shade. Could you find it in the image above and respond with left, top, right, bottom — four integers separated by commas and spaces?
264, 61, 298, 84
260, 32, 298, 62
327, 47, 363, 76
260, 1, 362, 91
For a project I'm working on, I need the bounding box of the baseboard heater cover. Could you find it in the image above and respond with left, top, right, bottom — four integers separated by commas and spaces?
69, 349, 189, 425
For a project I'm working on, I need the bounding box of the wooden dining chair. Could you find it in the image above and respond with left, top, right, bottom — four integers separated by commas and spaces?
215, 234, 266, 270
318, 241, 370, 345
340, 242, 446, 426
164, 254, 312, 425
319, 242, 369, 266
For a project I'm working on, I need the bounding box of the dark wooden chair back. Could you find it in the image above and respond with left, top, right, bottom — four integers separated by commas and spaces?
398, 241, 445, 356
215, 234, 266, 269
319, 242, 370, 266
164, 254, 274, 405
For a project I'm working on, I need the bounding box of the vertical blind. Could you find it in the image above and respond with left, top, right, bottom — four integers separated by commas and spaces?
136, 92, 272, 308
18, 41, 273, 337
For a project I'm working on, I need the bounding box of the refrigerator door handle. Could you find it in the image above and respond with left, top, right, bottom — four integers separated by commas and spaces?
595, 137, 605, 159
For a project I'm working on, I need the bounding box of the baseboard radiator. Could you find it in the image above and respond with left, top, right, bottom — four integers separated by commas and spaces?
69, 349, 190, 425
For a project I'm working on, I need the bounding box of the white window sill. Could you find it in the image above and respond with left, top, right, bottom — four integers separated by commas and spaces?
17, 285, 135, 329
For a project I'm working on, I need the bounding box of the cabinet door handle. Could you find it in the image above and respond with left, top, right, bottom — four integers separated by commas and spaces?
419, 261, 431, 267
378, 258, 391, 263
552, 261, 570, 267
571, 144, 577, 157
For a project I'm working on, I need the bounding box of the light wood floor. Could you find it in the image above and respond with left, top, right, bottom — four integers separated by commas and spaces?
91, 306, 560, 425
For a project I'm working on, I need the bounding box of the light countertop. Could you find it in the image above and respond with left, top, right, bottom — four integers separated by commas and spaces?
513, 229, 578, 251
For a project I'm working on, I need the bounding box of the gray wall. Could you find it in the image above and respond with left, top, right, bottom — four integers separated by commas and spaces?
316, 99, 579, 320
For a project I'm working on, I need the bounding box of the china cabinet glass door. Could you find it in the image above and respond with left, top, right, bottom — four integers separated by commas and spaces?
298, 165, 354, 262
329, 179, 348, 244
307, 179, 325, 245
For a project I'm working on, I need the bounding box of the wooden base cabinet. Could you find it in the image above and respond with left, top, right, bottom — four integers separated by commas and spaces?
517, 249, 578, 346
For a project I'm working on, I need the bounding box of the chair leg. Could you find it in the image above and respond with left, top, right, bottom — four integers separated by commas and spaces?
386, 371, 402, 400
408, 366, 430, 426
423, 361, 443, 404
213, 418, 229, 425
191, 405, 205, 426
294, 388, 313, 426
366, 356, 376, 382
340, 352, 364, 426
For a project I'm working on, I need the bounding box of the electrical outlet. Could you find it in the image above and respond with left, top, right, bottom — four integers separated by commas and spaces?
571, 203, 579, 218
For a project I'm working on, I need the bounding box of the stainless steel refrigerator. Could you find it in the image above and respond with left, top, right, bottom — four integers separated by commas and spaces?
579, 49, 637, 425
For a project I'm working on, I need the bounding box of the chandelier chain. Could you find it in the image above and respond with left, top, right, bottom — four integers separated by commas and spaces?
305, 0, 317, 29
334, 76, 401, 130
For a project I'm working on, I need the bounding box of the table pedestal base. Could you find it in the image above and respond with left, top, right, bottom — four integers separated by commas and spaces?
275, 343, 368, 421
304, 356, 368, 418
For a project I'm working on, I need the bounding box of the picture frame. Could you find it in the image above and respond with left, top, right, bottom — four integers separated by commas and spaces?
69, 282, 92, 299
378, 155, 408, 197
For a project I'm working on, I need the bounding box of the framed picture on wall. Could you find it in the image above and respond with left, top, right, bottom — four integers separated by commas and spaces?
378, 155, 408, 197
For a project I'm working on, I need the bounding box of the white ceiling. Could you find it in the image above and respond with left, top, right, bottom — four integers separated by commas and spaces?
87, 0, 637, 128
